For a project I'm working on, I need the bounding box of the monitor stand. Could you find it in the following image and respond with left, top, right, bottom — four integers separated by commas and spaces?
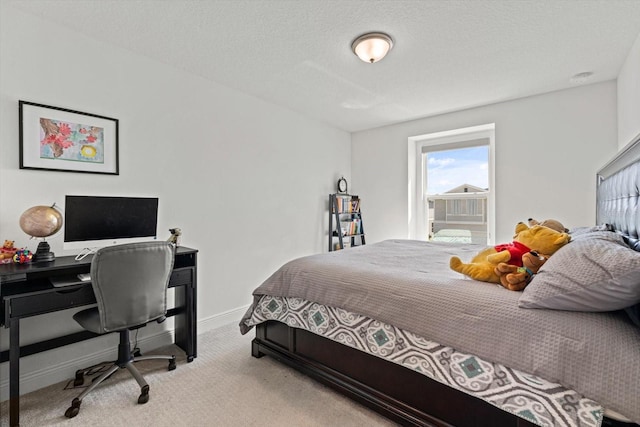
74, 247, 98, 261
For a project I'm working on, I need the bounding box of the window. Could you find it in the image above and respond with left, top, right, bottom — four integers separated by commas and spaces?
408, 124, 495, 244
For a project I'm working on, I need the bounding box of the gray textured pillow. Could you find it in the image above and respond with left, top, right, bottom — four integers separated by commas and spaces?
518, 231, 640, 311
568, 224, 612, 238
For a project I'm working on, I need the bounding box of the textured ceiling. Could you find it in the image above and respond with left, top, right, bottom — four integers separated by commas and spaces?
5, 0, 640, 132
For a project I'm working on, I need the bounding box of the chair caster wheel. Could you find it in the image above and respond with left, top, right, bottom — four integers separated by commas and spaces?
65, 397, 81, 418
65, 406, 79, 418
73, 370, 84, 387
168, 356, 176, 371
138, 384, 149, 404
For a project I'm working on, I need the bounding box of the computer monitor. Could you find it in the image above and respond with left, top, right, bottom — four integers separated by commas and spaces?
63, 195, 159, 257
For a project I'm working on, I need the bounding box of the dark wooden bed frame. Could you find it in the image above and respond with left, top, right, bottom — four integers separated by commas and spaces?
251, 135, 640, 427
252, 320, 538, 426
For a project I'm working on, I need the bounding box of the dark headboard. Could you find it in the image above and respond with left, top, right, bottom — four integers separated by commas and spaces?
596, 132, 640, 252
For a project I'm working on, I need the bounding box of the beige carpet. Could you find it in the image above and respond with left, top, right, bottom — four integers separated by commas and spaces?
1, 322, 397, 426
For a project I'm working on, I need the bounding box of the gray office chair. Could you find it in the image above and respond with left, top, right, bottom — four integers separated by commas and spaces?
65, 241, 176, 419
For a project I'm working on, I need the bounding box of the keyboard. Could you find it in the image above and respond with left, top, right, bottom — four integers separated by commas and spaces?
50, 275, 88, 288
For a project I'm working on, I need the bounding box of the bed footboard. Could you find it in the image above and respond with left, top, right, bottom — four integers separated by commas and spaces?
252, 320, 537, 427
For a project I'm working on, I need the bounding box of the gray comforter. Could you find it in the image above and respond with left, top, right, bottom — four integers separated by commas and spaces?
241, 239, 640, 422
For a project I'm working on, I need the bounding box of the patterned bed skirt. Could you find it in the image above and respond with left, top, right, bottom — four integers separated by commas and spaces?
243, 296, 603, 427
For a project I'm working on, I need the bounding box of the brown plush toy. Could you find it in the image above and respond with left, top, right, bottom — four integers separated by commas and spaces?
494, 251, 549, 291
450, 222, 570, 283
528, 218, 568, 233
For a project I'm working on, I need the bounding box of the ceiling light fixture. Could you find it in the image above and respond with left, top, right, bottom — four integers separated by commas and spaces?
351, 32, 393, 63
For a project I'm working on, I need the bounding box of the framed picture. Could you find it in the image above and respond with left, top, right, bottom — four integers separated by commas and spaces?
19, 101, 119, 175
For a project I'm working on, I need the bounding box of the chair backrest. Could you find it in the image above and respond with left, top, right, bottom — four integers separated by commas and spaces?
90, 241, 175, 333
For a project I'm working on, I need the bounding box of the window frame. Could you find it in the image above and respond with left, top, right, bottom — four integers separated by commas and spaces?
408, 124, 495, 244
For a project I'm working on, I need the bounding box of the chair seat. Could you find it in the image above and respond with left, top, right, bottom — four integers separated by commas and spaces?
73, 308, 103, 334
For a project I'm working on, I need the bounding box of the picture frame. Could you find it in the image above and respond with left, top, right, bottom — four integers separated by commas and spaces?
19, 101, 119, 175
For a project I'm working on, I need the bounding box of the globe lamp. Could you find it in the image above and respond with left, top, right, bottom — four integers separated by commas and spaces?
19, 203, 63, 262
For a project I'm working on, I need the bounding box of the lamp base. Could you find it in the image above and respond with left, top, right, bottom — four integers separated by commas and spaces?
33, 241, 55, 263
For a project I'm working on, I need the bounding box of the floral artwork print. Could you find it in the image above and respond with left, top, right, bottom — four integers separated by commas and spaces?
39, 117, 104, 163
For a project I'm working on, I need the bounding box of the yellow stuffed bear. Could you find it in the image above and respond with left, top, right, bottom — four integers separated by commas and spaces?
0, 240, 17, 261
449, 223, 570, 283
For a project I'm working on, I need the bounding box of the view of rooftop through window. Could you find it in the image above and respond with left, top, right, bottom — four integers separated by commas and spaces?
425, 145, 489, 244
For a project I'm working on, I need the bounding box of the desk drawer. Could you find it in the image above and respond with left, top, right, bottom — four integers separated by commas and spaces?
169, 268, 193, 287
8, 285, 96, 320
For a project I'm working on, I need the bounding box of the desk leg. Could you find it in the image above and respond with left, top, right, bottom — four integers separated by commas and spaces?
174, 270, 197, 362
9, 318, 20, 427
188, 281, 197, 361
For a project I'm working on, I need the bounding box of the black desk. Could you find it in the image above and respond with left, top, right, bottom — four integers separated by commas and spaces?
0, 246, 198, 427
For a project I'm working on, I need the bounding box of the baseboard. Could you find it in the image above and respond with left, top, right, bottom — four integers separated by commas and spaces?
0, 305, 249, 402
197, 304, 249, 334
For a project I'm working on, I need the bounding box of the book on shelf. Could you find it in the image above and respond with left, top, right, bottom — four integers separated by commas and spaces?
335, 196, 351, 213
356, 218, 362, 234
335, 219, 362, 236
334, 195, 360, 214
334, 241, 352, 250
347, 219, 361, 236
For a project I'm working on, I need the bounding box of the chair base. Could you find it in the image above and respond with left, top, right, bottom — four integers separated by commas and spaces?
65, 329, 176, 419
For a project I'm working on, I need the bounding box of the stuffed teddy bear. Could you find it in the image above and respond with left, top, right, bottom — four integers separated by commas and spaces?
494, 250, 549, 291
0, 240, 17, 261
527, 218, 568, 233
449, 222, 570, 283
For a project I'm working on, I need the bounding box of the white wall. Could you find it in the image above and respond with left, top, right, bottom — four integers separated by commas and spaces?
352, 81, 618, 245
618, 32, 640, 149
0, 5, 350, 398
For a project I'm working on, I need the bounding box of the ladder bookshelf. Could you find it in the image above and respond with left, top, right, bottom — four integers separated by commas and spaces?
329, 193, 366, 251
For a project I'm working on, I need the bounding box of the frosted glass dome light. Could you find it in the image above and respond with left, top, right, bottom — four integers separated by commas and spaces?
351, 32, 393, 63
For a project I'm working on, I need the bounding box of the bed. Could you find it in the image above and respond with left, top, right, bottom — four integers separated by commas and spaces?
240, 137, 640, 427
